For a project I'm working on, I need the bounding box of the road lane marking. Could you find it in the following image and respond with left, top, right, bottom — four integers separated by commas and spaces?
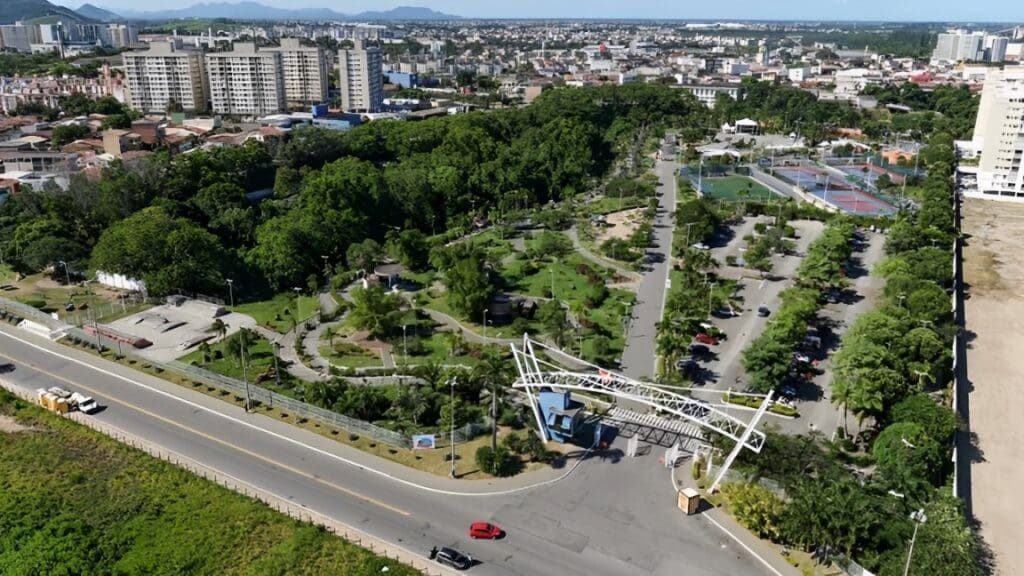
0, 347, 411, 518
0, 328, 591, 497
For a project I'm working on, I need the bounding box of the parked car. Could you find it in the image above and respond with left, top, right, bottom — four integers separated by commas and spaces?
435, 547, 472, 570
469, 522, 503, 540
0, 362, 13, 373
695, 333, 719, 346
689, 344, 710, 357
757, 306, 770, 317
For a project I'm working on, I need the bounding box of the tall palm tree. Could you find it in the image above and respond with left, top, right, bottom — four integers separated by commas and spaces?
210, 318, 228, 340
475, 349, 511, 451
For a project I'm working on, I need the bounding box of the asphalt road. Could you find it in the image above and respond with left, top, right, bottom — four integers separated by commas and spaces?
620, 156, 678, 381
0, 326, 773, 576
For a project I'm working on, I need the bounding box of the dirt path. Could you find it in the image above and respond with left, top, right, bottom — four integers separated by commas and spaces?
0, 414, 31, 433
962, 199, 1024, 576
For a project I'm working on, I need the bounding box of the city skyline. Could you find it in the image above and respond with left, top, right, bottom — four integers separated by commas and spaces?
49, 0, 1024, 22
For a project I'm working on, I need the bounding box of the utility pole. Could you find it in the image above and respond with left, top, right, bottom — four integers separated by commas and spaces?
449, 377, 458, 479
227, 279, 251, 412
903, 509, 928, 576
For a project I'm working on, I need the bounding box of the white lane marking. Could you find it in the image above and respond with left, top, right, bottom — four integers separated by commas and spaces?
670, 463, 785, 576
0, 328, 590, 498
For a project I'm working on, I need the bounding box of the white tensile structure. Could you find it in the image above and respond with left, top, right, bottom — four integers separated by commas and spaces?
510, 335, 773, 493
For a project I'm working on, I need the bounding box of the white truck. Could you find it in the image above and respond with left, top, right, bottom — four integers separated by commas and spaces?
36, 387, 100, 414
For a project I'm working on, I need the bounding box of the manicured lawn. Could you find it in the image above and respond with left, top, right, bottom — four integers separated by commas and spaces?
406, 332, 481, 367
234, 294, 321, 334
699, 176, 777, 202
0, 389, 418, 576
585, 195, 649, 215
180, 332, 279, 382
319, 337, 383, 369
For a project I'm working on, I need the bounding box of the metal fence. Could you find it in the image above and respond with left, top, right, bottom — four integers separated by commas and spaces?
1, 295, 491, 449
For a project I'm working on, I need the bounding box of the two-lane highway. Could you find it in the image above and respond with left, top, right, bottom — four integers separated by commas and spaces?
0, 325, 774, 576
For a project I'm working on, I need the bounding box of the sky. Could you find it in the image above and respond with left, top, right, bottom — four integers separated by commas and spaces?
51, 0, 1024, 22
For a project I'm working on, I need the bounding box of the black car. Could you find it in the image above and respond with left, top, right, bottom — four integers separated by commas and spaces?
435, 547, 472, 570
757, 306, 771, 317
0, 362, 13, 373
688, 344, 710, 357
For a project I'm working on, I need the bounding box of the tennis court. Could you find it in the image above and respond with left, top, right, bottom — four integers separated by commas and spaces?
771, 165, 895, 217
833, 164, 907, 190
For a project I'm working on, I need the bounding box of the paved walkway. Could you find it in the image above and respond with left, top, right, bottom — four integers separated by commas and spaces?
567, 226, 642, 281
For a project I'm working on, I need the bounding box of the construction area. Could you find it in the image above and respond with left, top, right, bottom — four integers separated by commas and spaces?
962, 198, 1024, 576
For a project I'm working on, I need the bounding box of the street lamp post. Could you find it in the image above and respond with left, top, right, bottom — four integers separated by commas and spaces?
402, 324, 408, 367
449, 378, 457, 479
903, 509, 928, 576
482, 309, 487, 342
58, 260, 71, 287
227, 279, 251, 412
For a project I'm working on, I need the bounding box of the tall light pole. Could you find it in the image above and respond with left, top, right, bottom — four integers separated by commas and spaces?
402, 324, 408, 367
58, 260, 71, 287
227, 279, 251, 412
683, 222, 696, 248
903, 509, 928, 576
449, 377, 457, 479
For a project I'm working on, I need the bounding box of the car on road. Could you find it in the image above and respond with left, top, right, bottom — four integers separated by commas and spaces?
757, 306, 771, 317
469, 522, 503, 539
0, 362, 14, 374
435, 547, 472, 570
695, 333, 718, 346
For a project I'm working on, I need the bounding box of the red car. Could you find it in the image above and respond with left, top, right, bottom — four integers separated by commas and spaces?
695, 333, 719, 346
468, 521, 503, 539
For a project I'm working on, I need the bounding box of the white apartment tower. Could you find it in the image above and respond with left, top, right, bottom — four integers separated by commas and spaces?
205, 42, 286, 117
973, 68, 1024, 199
337, 39, 383, 113
265, 38, 328, 108
122, 42, 208, 113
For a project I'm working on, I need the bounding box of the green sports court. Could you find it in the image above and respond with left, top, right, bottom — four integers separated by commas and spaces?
695, 175, 778, 202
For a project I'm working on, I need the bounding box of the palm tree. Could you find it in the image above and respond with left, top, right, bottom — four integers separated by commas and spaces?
324, 325, 337, 349
474, 349, 512, 451
210, 318, 228, 340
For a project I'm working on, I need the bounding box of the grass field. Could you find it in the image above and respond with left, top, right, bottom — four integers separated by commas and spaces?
697, 175, 777, 202
180, 333, 280, 383
0, 389, 417, 576
234, 294, 322, 334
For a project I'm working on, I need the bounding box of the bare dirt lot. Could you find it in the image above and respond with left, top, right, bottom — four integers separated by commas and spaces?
595, 208, 646, 242
962, 199, 1024, 576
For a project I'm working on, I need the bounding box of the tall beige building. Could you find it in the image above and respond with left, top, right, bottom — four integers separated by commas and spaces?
338, 40, 383, 113
973, 67, 1024, 200
122, 42, 208, 113
265, 38, 328, 109
205, 42, 286, 117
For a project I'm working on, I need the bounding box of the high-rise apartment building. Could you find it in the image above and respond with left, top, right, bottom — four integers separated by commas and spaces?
205, 42, 286, 116
973, 68, 1024, 199
337, 40, 383, 113
934, 31, 1009, 62
0, 24, 31, 53
122, 42, 208, 113
107, 24, 138, 50
265, 38, 328, 108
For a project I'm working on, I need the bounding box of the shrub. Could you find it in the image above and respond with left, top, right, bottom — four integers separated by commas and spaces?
721, 482, 785, 541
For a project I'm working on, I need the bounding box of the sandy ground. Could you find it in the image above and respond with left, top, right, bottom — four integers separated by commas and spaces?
0, 414, 31, 433
596, 208, 646, 242
962, 199, 1024, 576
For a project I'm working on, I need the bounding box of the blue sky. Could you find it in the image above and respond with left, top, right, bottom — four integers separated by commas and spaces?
52, 0, 1024, 22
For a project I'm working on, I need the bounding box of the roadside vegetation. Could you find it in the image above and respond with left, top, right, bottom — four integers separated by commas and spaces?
0, 389, 417, 576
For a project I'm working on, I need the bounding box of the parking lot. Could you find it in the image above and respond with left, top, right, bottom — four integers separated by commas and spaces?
687, 218, 884, 435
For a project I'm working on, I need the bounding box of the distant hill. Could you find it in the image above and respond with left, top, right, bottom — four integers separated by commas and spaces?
0, 0, 88, 25
75, 3, 122, 22
116, 2, 460, 21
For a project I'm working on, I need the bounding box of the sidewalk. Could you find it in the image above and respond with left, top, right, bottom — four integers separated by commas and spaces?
567, 225, 642, 281
671, 465, 801, 576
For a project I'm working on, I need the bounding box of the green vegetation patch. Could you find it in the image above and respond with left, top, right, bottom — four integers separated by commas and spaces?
0, 389, 417, 576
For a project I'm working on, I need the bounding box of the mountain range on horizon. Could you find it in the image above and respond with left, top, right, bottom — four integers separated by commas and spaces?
112, 2, 461, 21
0, 0, 461, 24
